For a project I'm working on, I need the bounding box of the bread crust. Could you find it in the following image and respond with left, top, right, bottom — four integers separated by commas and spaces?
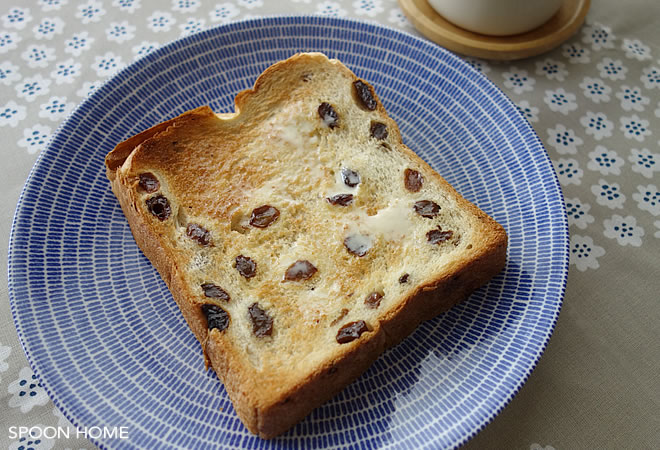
106, 53, 507, 438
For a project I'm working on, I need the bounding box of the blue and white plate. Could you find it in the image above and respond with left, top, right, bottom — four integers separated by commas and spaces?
9, 16, 569, 449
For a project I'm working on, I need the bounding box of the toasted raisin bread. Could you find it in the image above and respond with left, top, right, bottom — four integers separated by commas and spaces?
105, 52, 507, 438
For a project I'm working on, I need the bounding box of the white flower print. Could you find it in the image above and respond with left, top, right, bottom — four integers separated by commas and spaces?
515, 100, 539, 123
591, 179, 626, 209
8, 426, 55, 450
179, 18, 205, 37
238, 0, 263, 9
38, 0, 68, 12
547, 124, 583, 155
315, 2, 347, 17
587, 146, 623, 175
2, 7, 32, 30
569, 234, 605, 271
172, 0, 200, 12
18, 124, 52, 154
39, 96, 75, 121
502, 67, 535, 94
597, 58, 628, 81
616, 85, 650, 112
620, 114, 651, 142
76, 80, 100, 97
622, 38, 651, 61
536, 58, 568, 81
565, 197, 594, 230
553, 158, 583, 186
52, 407, 79, 441
579, 77, 611, 103
32, 16, 65, 40
92, 52, 125, 78
562, 42, 591, 64
655, 220, 660, 239
0, 345, 10, 382
353, 0, 384, 17
0, 30, 21, 53
530, 443, 556, 450
64, 31, 94, 57
633, 184, 660, 216
106, 21, 136, 43
582, 22, 615, 51
463, 58, 491, 74
629, 148, 659, 179
76, 1, 106, 24
388, 8, 411, 28
0, 101, 27, 127
132, 41, 160, 59
21, 44, 56, 68
8, 367, 50, 412
544, 88, 578, 114
0, 61, 21, 85
603, 215, 644, 247
50, 59, 81, 84
210, 3, 240, 23
580, 111, 613, 140
641, 66, 660, 90
147, 11, 176, 32
15, 75, 52, 102
113, 0, 141, 13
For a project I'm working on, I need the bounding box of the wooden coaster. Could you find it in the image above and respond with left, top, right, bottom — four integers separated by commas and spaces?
398, 0, 591, 60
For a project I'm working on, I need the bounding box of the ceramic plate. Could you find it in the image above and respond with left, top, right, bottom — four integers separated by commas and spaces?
8, 16, 569, 449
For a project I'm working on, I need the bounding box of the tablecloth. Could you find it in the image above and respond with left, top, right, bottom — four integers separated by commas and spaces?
1, 0, 658, 449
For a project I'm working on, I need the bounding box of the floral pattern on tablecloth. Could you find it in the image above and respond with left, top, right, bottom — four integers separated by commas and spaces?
0, 0, 658, 449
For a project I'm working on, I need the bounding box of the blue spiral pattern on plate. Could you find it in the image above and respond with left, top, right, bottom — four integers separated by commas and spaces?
8, 16, 569, 449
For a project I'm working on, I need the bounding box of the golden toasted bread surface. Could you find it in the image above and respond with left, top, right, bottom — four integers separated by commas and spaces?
105, 52, 507, 438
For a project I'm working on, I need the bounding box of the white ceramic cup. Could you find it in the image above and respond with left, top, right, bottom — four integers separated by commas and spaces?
427, 0, 563, 36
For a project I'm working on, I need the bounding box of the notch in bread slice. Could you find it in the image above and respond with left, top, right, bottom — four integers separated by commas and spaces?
105, 52, 507, 438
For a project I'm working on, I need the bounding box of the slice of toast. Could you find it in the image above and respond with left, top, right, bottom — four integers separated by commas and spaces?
105, 52, 507, 438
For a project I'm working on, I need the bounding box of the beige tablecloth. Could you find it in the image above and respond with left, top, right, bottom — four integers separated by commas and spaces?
1, 0, 658, 448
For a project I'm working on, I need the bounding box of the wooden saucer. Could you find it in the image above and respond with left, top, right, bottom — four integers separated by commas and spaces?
398, 0, 590, 60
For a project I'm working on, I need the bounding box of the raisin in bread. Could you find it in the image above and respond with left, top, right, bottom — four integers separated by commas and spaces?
105, 52, 507, 438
